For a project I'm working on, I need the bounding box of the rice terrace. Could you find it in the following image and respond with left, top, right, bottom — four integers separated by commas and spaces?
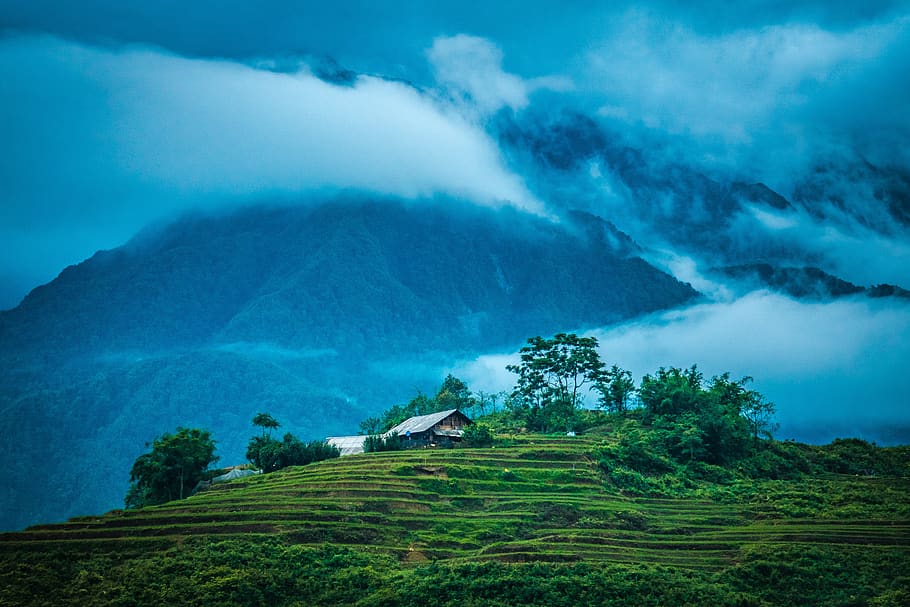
2, 429, 908, 606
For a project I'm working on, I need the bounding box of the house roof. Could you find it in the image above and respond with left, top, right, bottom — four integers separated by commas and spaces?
326, 435, 367, 456
386, 409, 464, 436
212, 468, 258, 483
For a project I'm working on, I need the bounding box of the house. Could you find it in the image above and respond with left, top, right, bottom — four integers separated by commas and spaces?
386, 408, 472, 448
326, 409, 472, 456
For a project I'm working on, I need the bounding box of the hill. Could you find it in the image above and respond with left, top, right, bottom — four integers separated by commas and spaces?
0, 198, 697, 531
1, 431, 908, 606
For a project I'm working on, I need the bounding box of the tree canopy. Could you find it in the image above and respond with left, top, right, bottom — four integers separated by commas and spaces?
246, 414, 339, 473
506, 333, 608, 431
125, 427, 218, 508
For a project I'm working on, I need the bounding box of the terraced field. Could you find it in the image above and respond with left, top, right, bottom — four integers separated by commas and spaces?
4, 435, 908, 573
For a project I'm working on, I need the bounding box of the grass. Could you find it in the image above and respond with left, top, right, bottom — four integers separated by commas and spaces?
1, 434, 908, 605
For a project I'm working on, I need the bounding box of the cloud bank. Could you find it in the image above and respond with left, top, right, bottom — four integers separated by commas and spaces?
456, 292, 910, 444
585, 11, 910, 177
0, 34, 543, 308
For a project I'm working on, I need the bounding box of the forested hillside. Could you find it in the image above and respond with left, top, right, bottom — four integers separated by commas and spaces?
0, 198, 697, 531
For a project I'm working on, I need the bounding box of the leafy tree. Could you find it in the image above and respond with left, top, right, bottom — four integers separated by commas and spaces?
435, 374, 476, 411
637, 367, 775, 465
741, 390, 779, 442
252, 412, 280, 437
126, 427, 218, 508
246, 417, 339, 472
461, 422, 495, 447
597, 365, 636, 415
638, 365, 703, 421
358, 416, 382, 435
246, 435, 284, 472
506, 333, 606, 431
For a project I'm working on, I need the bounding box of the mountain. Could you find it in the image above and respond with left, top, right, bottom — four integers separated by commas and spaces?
713, 264, 910, 300
0, 197, 697, 531
497, 111, 910, 278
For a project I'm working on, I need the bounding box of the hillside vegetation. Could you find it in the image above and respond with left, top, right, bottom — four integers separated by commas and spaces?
0, 200, 698, 531
2, 428, 908, 606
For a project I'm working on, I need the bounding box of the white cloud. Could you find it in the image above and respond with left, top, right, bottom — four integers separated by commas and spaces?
590, 293, 910, 438
428, 34, 571, 116
456, 292, 910, 443
0, 35, 546, 305
587, 13, 903, 142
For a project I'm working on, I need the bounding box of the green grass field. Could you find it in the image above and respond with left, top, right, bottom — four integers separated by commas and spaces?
2, 435, 908, 606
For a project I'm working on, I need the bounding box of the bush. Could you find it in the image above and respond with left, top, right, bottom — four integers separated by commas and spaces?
461, 423, 495, 447
247, 433, 340, 472
363, 434, 402, 453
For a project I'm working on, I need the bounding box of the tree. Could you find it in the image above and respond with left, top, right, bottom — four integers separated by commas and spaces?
252, 412, 280, 437
363, 434, 402, 452
435, 374, 476, 411
462, 422, 495, 447
638, 365, 704, 421
741, 388, 778, 443
598, 365, 636, 415
126, 427, 218, 508
507, 333, 607, 431
358, 416, 382, 435
246, 416, 339, 472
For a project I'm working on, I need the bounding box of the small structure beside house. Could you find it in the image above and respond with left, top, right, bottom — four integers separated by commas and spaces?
327, 408, 472, 456
325, 434, 370, 456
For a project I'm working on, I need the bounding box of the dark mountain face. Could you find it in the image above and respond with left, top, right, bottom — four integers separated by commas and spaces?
0, 198, 697, 531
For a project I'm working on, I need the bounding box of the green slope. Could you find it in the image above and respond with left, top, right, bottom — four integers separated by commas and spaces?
2, 435, 908, 606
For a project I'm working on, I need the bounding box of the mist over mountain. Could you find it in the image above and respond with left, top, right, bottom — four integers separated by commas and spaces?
0, 199, 696, 530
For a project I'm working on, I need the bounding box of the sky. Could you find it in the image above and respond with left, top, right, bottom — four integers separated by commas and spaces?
2, 1, 909, 441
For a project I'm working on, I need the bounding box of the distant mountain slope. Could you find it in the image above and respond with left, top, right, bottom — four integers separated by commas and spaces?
498, 111, 910, 277
714, 264, 910, 300
0, 198, 697, 530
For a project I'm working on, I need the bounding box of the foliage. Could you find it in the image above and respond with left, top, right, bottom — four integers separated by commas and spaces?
461, 422, 495, 447
358, 416, 382, 435
435, 374, 477, 411
637, 367, 771, 466
125, 427, 218, 508
363, 434, 402, 452
246, 415, 339, 472
506, 333, 608, 432
251, 412, 280, 436
597, 364, 636, 415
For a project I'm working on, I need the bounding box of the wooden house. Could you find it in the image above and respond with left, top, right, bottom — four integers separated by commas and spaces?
327, 409, 472, 456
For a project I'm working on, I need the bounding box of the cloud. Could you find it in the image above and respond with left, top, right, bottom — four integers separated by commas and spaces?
456, 292, 910, 444
584, 11, 910, 175
0, 34, 544, 307
428, 34, 571, 117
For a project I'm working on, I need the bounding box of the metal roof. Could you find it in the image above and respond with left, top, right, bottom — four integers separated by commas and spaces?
326, 435, 367, 456
386, 409, 462, 436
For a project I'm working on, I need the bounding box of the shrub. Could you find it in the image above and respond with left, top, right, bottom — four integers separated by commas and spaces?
461, 423, 495, 447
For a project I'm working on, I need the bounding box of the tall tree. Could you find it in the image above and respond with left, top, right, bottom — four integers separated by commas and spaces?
507, 333, 607, 431
435, 374, 476, 411
252, 412, 280, 437
598, 365, 636, 415
126, 427, 218, 508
